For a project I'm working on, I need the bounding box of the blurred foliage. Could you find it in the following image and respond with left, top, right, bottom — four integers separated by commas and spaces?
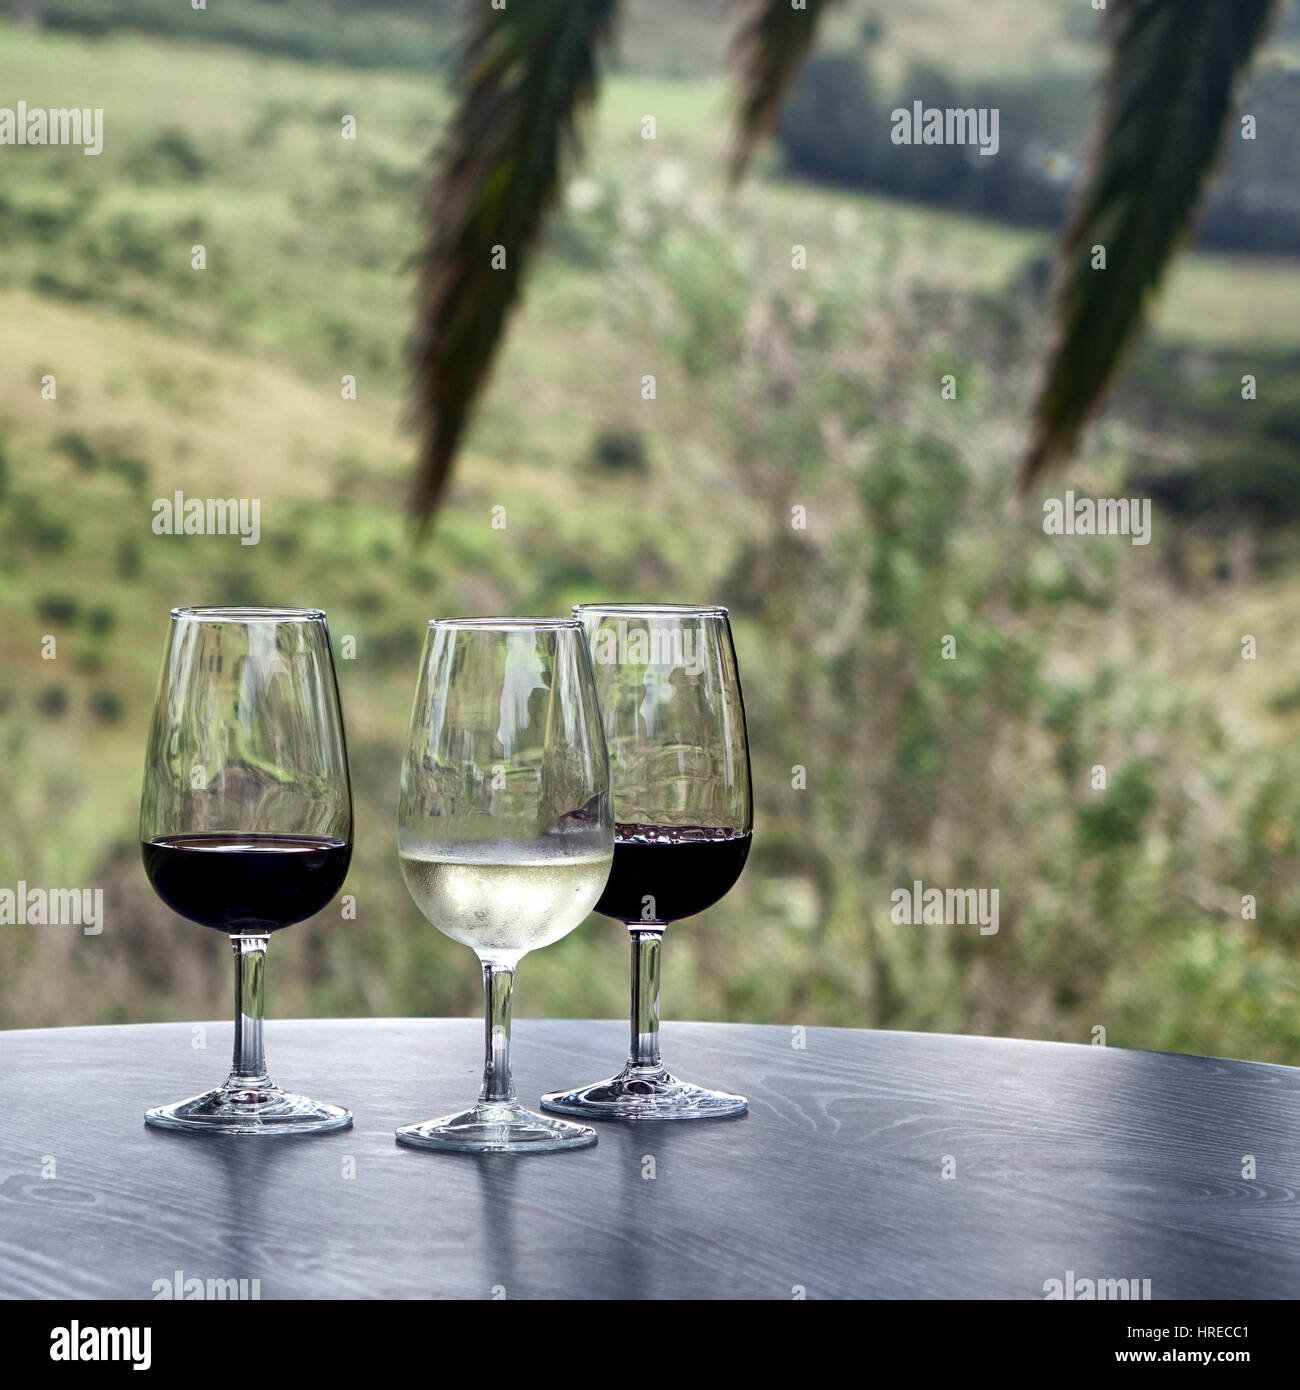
779, 47, 1300, 256
12, 0, 454, 71
0, 9, 1297, 1069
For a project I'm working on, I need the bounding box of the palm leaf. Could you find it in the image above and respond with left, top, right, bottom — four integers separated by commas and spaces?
1022, 0, 1279, 485
410, 0, 619, 528
729, 0, 840, 183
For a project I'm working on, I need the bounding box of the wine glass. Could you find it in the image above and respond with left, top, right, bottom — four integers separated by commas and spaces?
140, 606, 354, 1135
541, 603, 753, 1121
395, 617, 613, 1154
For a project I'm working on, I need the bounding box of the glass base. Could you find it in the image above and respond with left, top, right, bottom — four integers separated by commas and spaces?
395, 1099, 597, 1154
541, 1064, 748, 1121
145, 1080, 353, 1136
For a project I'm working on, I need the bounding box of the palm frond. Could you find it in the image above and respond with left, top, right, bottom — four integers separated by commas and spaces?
410, 0, 619, 528
1021, 0, 1279, 485
729, 0, 840, 183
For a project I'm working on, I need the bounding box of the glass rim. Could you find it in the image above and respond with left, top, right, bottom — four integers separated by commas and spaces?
572, 602, 730, 618
428, 615, 583, 631
171, 606, 327, 622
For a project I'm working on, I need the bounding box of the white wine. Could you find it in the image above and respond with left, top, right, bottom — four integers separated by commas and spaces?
399, 838, 612, 958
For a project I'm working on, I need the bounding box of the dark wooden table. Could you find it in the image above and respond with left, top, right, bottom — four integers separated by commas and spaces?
0, 1019, 1296, 1299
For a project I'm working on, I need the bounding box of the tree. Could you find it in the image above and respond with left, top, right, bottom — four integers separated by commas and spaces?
410, 0, 1282, 528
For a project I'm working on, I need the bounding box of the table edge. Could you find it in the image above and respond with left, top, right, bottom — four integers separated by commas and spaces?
0, 1017, 1295, 1076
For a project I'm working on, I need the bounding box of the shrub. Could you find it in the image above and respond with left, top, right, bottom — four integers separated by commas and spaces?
591, 427, 648, 474
90, 691, 125, 723
116, 538, 142, 581
36, 686, 70, 718
34, 595, 79, 625
86, 605, 117, 636
54, 431, 100, 471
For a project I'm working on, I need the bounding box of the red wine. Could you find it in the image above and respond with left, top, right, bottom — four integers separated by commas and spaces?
142, 833, 351, 934
595, 824, 751, 925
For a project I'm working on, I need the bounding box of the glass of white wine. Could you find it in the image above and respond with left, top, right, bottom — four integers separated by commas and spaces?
396, 617, 613, 1153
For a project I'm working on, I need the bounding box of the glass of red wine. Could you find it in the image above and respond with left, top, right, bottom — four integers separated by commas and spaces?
541, 603, 753, 1121
140, 607, 353, 1134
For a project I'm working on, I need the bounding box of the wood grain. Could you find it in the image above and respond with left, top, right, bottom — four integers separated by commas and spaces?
0, 1020, 1296, 1299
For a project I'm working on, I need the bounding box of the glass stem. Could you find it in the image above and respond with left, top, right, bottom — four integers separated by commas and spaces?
628, 927, 664, 1070
479, 961, 516, 1104
229, 934, 269, 1086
